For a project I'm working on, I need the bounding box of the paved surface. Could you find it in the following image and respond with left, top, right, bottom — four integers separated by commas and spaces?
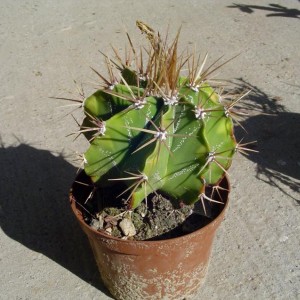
0, 0, 299, 299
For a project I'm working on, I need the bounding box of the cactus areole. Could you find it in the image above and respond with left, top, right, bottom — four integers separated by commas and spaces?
77, 21, 249, 214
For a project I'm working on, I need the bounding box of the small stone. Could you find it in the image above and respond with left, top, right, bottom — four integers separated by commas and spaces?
105, 227, 112, 235
90, 219, 101, 230
98, 214, 104, 229
104, 216, 118, 226
119, 218, 136, 237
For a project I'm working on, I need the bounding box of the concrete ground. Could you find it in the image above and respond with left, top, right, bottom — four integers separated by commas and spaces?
0, 0, 299, 299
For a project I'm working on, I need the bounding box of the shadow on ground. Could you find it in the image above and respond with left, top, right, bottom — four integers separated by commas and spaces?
0, 143, 112, 298
232, 78, 300, 203
227, 3, 300, 18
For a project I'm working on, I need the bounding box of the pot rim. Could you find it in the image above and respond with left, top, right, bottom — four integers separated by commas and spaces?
70, 175, 230, 245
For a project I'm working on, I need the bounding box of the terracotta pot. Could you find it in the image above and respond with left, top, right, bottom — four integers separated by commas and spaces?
69, 173, 230, 300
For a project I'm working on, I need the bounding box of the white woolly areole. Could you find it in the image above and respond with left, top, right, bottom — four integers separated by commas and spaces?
154, 131, 167, 141
133, 98, 147, 110
224, 106, 230, 117
99, 121, 106, 135
108, 84, 115, 90
194, 107, 207, 120
187, 84, 200, 92
207, 151, 215, 163
163, 95, 179, 106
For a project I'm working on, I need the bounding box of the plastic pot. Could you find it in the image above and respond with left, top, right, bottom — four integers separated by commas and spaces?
69, 173, 229, 300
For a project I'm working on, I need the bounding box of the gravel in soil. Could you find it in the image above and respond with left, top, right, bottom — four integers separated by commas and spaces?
85, 193, 213, 241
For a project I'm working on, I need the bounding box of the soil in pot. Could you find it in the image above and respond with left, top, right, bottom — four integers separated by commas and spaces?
73, 171, 226, 241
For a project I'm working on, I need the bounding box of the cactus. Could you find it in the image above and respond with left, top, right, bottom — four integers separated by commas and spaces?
74, 21, 254, 213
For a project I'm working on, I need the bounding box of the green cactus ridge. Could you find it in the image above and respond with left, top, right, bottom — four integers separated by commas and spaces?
79, 23, 244, 210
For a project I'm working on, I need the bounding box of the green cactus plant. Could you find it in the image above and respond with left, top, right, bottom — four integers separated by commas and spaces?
72, 21, 254, 214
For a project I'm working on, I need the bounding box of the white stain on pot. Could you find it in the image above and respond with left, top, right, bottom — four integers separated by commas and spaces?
99, 262, 208, 300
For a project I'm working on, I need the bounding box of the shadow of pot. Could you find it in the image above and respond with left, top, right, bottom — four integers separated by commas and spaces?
69, 172, 230, 300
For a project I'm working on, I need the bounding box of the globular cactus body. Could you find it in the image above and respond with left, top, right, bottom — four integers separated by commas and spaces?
79, 22, 242, 211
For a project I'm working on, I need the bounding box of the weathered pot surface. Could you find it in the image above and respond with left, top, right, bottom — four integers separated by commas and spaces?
70, 173, 230, 300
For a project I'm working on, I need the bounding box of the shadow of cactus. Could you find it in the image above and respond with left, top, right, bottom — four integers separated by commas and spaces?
229, 78, 300, 203
227, 3, 300, 18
